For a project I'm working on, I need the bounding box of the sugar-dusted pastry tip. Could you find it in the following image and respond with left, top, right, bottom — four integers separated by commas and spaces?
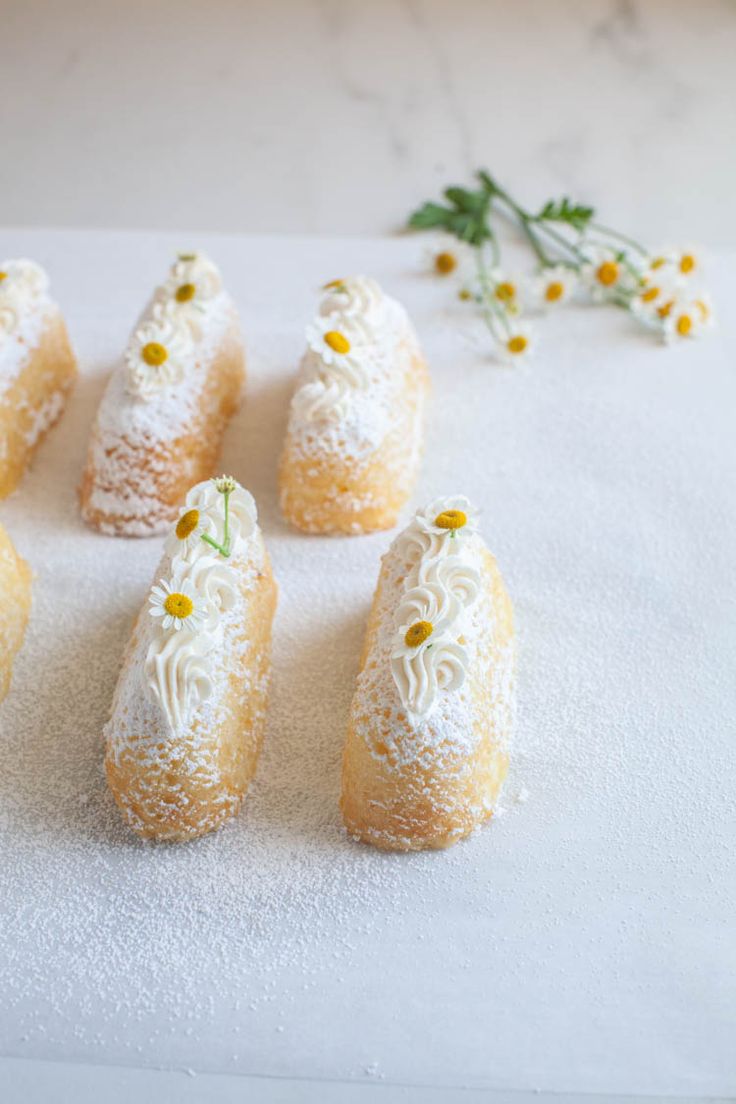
0, 258, 76, 499
340, 495, 514, 851
80, 253, 245, 537
279, 275, 429, 535
104, 474, 277, 842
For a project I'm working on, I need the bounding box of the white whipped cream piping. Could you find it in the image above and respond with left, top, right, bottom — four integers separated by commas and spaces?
0, 259, 50, 341
319, 275, 385, 323
390, 496, 480, 725
157, 252, 224, 339
124, 252, 227, 400
144, 478, 258, 734
291, 276, 393, 425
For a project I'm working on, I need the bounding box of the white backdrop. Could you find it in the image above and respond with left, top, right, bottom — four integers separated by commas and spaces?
0, 0, 733, 242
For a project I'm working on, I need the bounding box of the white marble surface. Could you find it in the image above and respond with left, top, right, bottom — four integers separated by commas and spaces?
1, 0, 734, 242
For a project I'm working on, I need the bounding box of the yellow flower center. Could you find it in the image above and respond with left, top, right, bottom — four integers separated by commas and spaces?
175, 282, 196, 302
650, 256, 666, 270
175, 508, 200, 540
545, 280, 564, 302
596, 261, 619, 287
405, 620, 433, 648
324, 330, 351, 354
142, 341, 168, 367
695, 298, 709, 321
323, 277, 346, 290
164, 592, 193, 619
679, 253, 696, 274
178, 253, 197, 262
435, 251, 457, 275
0, 271, 6, 282
458, 288, 472, 301
495, 281, 516, 302
507, 335, 528, 355
657, 300, 674, 319
676, 313, 693, 336
641, 286, 660, 303
434, 508, 467, 530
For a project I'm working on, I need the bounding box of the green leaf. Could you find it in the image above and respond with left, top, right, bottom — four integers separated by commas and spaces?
536, 195, 595, 231
444, 186, 487, 215
408, 202, 454, 230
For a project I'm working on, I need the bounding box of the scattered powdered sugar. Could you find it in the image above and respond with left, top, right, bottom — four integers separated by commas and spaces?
0, 232, 734, 1096
355, 529, 510, 769
94, 293, 236, 447
0, 260, 56, 389
286, 296, 419, 463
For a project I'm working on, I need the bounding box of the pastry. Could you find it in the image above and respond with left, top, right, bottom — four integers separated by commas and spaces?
340, 496, 515, 851
0, 521, 32, 702
104, 475, 277, 841
0, 259, 76, 498
279, 275, 429, 534
80, 252, 245, 536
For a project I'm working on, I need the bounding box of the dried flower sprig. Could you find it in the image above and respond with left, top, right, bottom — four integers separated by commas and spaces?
409, 170, 713, 363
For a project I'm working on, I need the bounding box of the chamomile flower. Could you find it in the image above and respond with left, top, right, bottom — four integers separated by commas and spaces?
647, 247, 700, 280
630, 271, 678, 325
306, 313, 369, 369
213, 474, 238, 495
580, 246, 639, 301
531, 265, 576, 310
498, 325, 534, 366
126, 308, 193, 400
424, 236, 475, 282
414, 495, 480, 540
663, 294, 714, 344
485, 269, 521, 314
166, 505, 209, 557
164, 252, 222, 305
149, 575, 208, 633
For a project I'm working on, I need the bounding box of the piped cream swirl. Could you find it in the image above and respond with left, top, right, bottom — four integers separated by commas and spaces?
390, 495, 481, 724
0, 259, 50, 338
291, 276, 392, 425
144, 477, 258, 733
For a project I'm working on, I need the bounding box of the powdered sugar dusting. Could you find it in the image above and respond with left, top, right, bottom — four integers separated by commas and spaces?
0, 231, 734, 1096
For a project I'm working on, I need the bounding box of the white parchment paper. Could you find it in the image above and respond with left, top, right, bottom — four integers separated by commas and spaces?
0, 230, 734, 1096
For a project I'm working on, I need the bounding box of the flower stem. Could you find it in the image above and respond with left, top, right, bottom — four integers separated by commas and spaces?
201, 533, 230, 558
223, 488, 231, 554
589, 222, 648, 258
200, 489, 233, 559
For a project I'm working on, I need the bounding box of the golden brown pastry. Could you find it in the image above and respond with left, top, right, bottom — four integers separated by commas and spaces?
104, 476, 277, 841
341, 496, 514, 850
80, 252, 244, 536
0, 259, 76, 499
279, 276, 429, 534
0, 521, 32, 703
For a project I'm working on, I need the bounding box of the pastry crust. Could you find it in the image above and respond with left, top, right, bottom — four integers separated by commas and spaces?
341, 506, 515, 851
279, 277, 428, 535
80, 254, 245, 537
0, 522, 32, 703
0, 271, 76, 500
104, 481, 277, 842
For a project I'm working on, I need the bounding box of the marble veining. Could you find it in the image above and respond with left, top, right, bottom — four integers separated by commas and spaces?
0, 0, 733, 242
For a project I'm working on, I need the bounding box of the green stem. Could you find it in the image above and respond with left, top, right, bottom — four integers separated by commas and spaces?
200, 489, 233, 559
201, 533, 230, 558
589, 222, 648, 258
481, 173, 587, 267
223, 489, 231, 553
474, 249, 512, 339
